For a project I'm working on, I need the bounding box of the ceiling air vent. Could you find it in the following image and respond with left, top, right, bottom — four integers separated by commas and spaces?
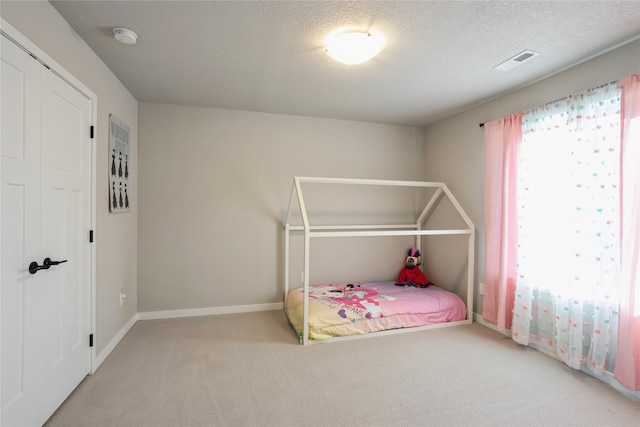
494, 49, 539, 71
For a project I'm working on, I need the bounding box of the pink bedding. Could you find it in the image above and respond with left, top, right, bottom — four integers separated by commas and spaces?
285, 281, 466, 341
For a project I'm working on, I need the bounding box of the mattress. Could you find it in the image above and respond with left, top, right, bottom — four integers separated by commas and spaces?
285, 281, 467, 341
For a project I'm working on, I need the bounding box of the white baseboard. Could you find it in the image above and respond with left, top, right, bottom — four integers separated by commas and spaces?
91, 307, 640, 400
137, 302, 283, 321
473, 312, 640, 400
91, 302, 284, 374
93, 313, 139, 373
472, 312, 512, 336
600, 371, 640, 401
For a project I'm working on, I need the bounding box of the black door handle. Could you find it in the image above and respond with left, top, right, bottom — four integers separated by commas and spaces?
29, 258, 68, 274
44, 258, 67, 266
29, 261, 50, 274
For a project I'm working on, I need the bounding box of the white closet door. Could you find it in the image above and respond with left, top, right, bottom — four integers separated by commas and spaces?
1, 33, 92, 427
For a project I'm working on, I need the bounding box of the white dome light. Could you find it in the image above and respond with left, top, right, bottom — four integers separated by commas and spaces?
113, 28, 138, 45
325, 30, 385, 65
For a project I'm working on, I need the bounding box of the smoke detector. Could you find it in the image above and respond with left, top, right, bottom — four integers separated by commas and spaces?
494, 49, 539, 71
113, 28, 138, 45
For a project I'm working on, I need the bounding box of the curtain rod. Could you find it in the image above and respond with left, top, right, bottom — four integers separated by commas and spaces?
478, 79, 619, 128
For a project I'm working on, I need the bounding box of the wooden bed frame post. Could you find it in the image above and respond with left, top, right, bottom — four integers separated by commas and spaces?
467, 228, 475, 322
283, 177, 476, 344
284, 224, 290, 299
440, 184, 476, 322
293, 177, 312, 345
303, 232, 310, 345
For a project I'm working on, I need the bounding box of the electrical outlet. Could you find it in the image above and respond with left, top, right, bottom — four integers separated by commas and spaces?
119, 288, 127, 306
478, 282, 485, 296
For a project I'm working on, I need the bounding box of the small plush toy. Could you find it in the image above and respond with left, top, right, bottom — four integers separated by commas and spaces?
395, 248, 433, 288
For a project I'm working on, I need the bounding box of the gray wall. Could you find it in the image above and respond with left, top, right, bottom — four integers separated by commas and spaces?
1, 1, 139, 355
138, 103, 425, 312
4, 0, 637, 347
423, 39, 640, 316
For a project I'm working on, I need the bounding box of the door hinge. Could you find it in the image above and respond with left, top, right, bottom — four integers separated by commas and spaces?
90, 125, 94, 139
89, 229, 94, 243
89, 334, 94, 347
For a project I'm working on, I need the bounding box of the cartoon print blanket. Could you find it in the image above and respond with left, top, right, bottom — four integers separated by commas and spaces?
285, 281, 466, 341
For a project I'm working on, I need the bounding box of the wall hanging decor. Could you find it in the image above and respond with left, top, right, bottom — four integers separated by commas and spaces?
109, 114, 130, 213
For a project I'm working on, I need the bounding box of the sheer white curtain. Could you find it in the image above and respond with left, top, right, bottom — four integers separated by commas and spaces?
511, 83, 621, 375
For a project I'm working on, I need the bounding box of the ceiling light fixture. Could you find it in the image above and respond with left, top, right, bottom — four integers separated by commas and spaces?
113, 27, 138, 45
325, 30, 385, 65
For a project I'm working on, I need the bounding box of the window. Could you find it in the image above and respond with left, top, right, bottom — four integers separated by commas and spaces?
512, 83, 621, 374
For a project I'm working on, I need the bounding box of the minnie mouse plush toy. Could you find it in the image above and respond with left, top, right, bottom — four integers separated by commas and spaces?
395, 248, 433, 288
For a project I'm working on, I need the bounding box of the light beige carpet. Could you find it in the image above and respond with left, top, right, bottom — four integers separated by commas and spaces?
45, 311, 640, 427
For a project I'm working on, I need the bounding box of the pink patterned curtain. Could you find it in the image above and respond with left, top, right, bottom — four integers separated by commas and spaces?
614, 73, 640, 390
511, 83, 621, 375
482, 113, 522, 331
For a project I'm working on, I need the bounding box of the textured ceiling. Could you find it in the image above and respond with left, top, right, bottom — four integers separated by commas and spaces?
50, 0, 640, 127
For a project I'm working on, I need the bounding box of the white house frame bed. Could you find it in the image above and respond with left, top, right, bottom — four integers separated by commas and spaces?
283, 176, 475, 345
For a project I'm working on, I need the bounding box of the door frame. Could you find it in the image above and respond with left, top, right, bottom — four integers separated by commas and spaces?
0, 17, 97, 381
